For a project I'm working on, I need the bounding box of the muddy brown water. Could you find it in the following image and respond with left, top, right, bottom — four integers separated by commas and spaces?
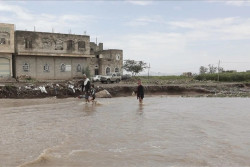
0, 96, 250, 167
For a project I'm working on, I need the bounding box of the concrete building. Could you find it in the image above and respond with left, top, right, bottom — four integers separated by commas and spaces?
0, 23, 15, 78
0, 23, 123, 80
90, 42, 123, 76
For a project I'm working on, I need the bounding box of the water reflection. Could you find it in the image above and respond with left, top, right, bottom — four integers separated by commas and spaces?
83, 103, 97, 116
137, 103, 144, 115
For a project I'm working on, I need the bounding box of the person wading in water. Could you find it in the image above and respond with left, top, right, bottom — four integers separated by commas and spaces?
81, 74, 91, 103
136, 80, 144, 103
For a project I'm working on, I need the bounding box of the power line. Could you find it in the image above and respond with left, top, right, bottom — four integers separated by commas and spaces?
221, 61, 250, 64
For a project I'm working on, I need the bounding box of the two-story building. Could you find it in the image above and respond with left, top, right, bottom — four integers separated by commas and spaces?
0, 23, 123, 80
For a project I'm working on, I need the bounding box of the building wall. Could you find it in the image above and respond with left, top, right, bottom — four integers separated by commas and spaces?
0, 54, 13, 78
15, 31, 91, 57
0, 23, 15, 78
15, 55, 88, 80
15, 55, 36, 78
14, 30, 96, 80
90, 42, 103, 54
0, 23, 14, 53
0, 24, 123, 80
98, 50, 123, 75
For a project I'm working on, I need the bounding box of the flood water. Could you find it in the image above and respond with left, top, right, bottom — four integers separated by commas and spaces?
0, 96, 250, 167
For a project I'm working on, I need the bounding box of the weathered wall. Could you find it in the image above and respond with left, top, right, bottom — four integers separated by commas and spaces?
98, 49, 123, 75
0, 23, 15, 78
15, 55, 36, 78
0, 54, 13, 78
15, 31, 92, 57
90, 42, 103, 54
15, 55, 88, 80
0, 23, 14, 53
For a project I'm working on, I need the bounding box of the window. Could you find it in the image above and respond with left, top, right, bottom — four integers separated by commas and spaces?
78, 41, 85, 50
61, 64, 66, 72
44, 63, 50, 72
55, 39, 63, 50
116, 54, 120, 60
0, 38, 6, 45
76, 64, 81, 72
95, 69, 99, 75
106, 67, 111, 75
23, 63, 29, 72
25, 38, 32, 49
67, 40, 74, 50
115, 68, 119, 73
90, 48, 94, 54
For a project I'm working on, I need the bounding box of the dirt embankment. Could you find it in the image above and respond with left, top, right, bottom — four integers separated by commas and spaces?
0, 80, 249, 98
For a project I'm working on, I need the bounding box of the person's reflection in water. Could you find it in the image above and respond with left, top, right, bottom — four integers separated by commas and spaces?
137, 103, 144, 115
83, 104, 96, 116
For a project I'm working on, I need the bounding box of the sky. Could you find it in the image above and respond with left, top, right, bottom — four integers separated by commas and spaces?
1, 0, 250, 75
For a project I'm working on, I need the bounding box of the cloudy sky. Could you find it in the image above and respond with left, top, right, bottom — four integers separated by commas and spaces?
1, 0, 250, 75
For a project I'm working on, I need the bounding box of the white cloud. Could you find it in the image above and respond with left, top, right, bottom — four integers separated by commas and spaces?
125, 0, 153, 6
0, 1, 97, 33
225, 0, 250, 6
173, 6, 182, 11
169, 17, 250, 40
104, 31, 190, 73
106, 16, 250, 73
125, 15, 166, 26
0, 2, 33, 21
207, 0, 250, 6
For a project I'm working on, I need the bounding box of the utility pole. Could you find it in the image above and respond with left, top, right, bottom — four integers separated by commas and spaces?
217, 60, 220, 81
148, 63, 150, 82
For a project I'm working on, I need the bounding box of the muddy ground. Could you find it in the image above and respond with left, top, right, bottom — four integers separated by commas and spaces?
0, 79, 250, 98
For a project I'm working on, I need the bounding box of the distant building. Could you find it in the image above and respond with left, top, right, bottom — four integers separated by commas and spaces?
182, 72, 192, 77
0, 23, 123, 80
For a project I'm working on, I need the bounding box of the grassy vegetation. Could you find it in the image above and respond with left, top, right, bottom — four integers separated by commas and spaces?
139, 75, 190, 80
194, 72, 250, 82
130, 72, 250, 83
128, 75, 193, 84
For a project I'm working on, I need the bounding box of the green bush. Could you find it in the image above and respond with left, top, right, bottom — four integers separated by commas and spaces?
194, 72, 250, 82
139, 75, 190, 81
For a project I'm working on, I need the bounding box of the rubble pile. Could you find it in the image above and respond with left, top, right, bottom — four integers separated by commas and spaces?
0, 80, 249, 98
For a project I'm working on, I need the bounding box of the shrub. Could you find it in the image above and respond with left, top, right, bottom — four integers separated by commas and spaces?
194, 72, 250, 82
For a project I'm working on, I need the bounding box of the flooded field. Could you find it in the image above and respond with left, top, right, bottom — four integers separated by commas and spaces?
0, 96, 250, 167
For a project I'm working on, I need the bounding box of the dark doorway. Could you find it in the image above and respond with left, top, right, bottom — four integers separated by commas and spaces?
95, 69, 99, 75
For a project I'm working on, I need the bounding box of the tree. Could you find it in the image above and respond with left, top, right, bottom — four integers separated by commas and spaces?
123, 59, 147, 76
218, 67, 224, 73
208, 64, 217, 74
199, 66, 208, 74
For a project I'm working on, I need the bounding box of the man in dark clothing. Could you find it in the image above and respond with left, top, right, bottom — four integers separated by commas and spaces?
136, 80, 144, 103
81, 74, 91, 102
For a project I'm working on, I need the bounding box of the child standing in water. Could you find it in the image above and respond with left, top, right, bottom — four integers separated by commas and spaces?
89, 84, 96, 103
136, 80, 144, 103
